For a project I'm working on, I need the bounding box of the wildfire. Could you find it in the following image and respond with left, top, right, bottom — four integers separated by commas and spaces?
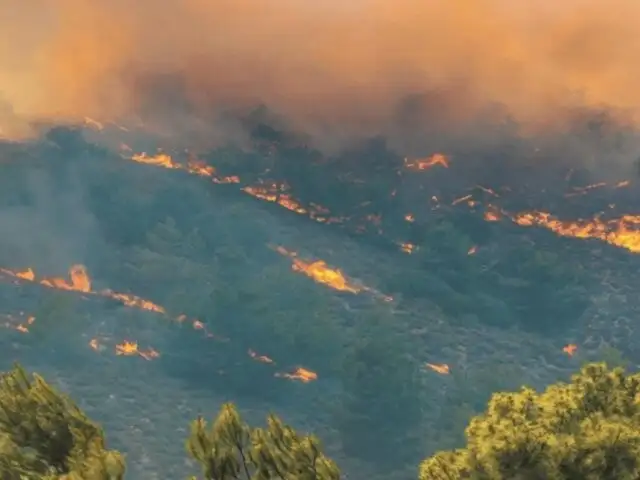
130, 152, 239, 184
512, 212, 640, 253
399, 242, 417, 254
404, 153, 450, 171
275, 246, 361, 293
115, 340, 160, 361
104, 291, 165, 314
242, 182, 345, 224
0, 265, 168, 313
275, 367, 318, 383
425, 363, 450, 375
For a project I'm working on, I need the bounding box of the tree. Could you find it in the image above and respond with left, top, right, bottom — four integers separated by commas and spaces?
186, 403, 340, 480
0, 364, 125, 479
419, 363, 640, 480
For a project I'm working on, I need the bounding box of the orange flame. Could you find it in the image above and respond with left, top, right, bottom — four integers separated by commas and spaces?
398, 242, 417, 254
276, 246, 361, 293
512, 211, 640, 253
115, 340, 159, 360
130, 152, 239, 184
404, 153, 449, 171
102, 290, 165, 313
425, 363, 450, 375
275, 367, 318, 383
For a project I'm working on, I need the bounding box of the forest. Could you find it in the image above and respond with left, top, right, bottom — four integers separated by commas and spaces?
0, 116, 639, 478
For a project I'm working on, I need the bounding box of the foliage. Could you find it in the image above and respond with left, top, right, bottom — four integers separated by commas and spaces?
186, 403, 340, 480
337, 311, 425, 469
3, 365, 340, 479
0, 364, 125, 479
420, 363, 640, 480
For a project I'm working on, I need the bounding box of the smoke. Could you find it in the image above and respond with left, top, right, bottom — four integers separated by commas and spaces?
3, 0, 640, 154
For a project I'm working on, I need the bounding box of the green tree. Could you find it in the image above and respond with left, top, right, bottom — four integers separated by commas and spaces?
420, 363, 640, 480
0, 364, 125, 479
186, 403, 340, 480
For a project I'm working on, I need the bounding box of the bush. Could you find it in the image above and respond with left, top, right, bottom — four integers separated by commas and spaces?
420, 363, 640, 479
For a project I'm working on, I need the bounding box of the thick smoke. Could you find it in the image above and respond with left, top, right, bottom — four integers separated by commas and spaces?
2, 0, 640, 157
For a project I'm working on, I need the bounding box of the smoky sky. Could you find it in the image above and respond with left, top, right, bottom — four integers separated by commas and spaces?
1, 0, 640, 163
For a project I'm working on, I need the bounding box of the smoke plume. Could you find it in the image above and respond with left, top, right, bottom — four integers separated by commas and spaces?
2, 0, 640, 153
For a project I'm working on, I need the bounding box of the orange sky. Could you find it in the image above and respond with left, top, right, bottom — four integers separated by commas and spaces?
2, 0, 639, 145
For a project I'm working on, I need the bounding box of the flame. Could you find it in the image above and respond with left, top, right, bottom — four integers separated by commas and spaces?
242, 182, 345, 224
89, 338, 103, 351
563, 344, 578, 356
425, 363, 450, 375
275, 246, 393, 303
512, 211, 640, 253
41, 264, 92, 292
129, 152, 239, 184
275, 367, 318, 383
404, 153, 449, 171
102, 290, 165, 313
399, 242, 417, 254
276, 247, 361, 293
484, 209, 502, 222
292, 258, 360, 293
129, 152, 346, 224
115, 340, 159, 360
